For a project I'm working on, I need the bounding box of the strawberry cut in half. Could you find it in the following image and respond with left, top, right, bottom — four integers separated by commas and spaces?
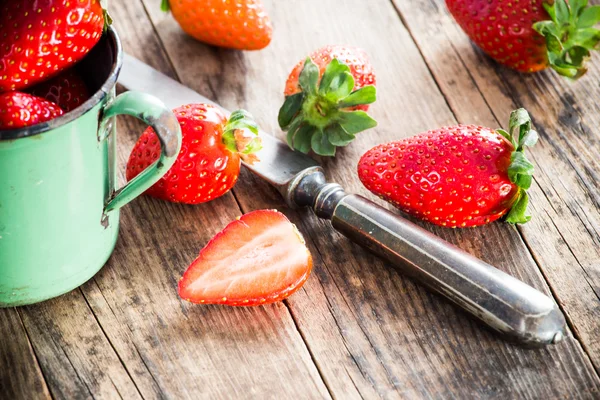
178, 210, 313, 306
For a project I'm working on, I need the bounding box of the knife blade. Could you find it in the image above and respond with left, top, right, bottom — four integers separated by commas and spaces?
118, 53, 567, 345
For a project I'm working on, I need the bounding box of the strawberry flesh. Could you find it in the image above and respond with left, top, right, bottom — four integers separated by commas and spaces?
178, 210, 313, 306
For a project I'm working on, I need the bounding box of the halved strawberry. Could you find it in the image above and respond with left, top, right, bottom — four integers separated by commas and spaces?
178, 210, 313, 306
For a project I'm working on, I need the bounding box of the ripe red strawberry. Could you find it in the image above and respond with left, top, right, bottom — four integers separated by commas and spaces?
446, 0, 600, 78
278, 45, 377, 156
28, 69, 90, 112
161, 0, 273, 50
358, 109, 538, 227
0, 91, 64, 129
0, 0, 106, 92
126, 104, 261, 204
178, 209, 313, 306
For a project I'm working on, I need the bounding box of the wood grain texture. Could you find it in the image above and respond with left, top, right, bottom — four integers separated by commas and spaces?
0, 308, 51, 400
3, 0, 600, 398
140, 0, 600, 397
19, 291, 144, 399
70, 1, 331, 399
389, 0, 600, 376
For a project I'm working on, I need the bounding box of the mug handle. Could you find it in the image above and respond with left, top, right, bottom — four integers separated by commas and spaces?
100, 91, 182, 213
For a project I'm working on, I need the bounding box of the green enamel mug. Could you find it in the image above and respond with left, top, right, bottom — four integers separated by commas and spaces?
0, 27, 182, 306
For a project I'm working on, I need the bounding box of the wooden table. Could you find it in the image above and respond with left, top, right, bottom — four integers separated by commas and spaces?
3, 1, 600, 398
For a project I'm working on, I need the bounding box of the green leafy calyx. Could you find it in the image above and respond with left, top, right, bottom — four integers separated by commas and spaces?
278, 58, 377, 156
533, 0, 600, 79
161, 0, 170, 12
496, 108, 538, 224
222, 109, 262, 164
102, 9, 113, 32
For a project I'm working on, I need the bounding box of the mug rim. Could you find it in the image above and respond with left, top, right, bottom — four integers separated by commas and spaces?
0, 26, 123, 141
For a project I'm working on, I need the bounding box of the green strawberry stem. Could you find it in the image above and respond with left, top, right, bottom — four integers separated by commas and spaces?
222, 109, 262, 164
161, 0, 170, 12
533, 0, 600, 79
102, 9, 113, 32
496, 108, 539, 224
278, 58, 377, 156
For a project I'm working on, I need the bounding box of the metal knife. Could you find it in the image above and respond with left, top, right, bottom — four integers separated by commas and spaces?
118, 54, 567, 345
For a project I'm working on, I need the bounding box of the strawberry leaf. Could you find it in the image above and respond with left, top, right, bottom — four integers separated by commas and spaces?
338, 86, 377, 108
222, 109, 261, 155
505, 191, 532, 224
311, 129, 336, 156
508, 152, 534, 189
286, 117, 303, 149
326, 123, 355, 146
338, 110, 377, 134
570, 28, 600, 49
293, 124, 316, 154
299, 58, 319, 95
319, 59, 349, 94
496, 128, 516, 148
242, 138, 263, 154
503, 108, 537, 223
554, 0, 570, 26
161, 0, 170, 12
520, 129, 539, 148
226, 111, 259, 134
571, 0, 589, 16
278, 92, 304, 129
578, 5, 600, 27
535, 0, 600, 79
327, 71, 355, 99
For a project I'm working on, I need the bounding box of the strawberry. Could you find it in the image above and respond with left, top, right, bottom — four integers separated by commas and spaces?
0, 91, 64, 129
446, 0, 600, 78
278, 45, 377, 156
178, 209, 313, 306
126, 104, 261, 204
358, 109, 538, 228
28, 69, 90, 112
161, 0, 272, 51
0, 0, 106, 92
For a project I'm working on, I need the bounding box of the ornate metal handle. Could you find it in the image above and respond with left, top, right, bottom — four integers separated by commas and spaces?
291, 169, 567, 345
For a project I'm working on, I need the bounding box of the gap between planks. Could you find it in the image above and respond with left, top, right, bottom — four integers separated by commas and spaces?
386, 0, 600, 381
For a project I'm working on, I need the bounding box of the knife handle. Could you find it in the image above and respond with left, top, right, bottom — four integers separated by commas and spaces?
292, 172, 567, 345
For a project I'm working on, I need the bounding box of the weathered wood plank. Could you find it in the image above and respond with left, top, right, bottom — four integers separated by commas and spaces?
67, 1, 332, 399
20, 290, 143, 399
142, 0, 600, 397
0, 308, 51, 400
389, 0, 600, 376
